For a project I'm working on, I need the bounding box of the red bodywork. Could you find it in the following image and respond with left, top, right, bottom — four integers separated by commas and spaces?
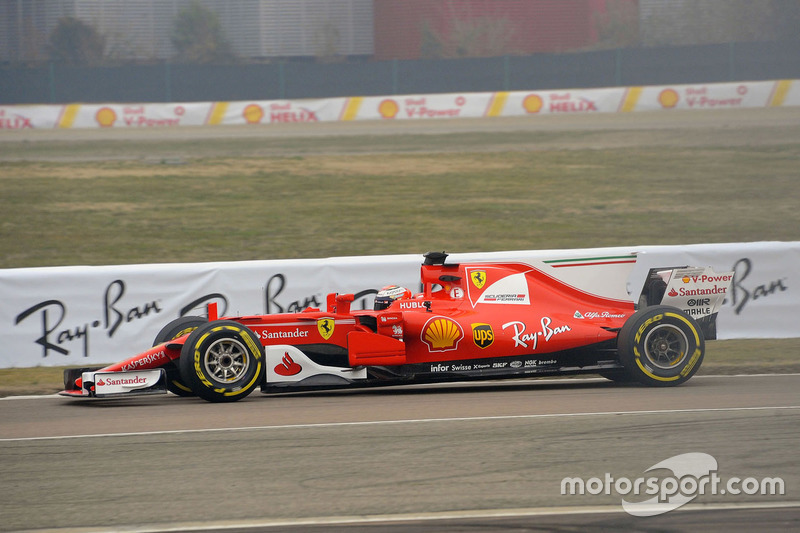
66, 258, 636, 395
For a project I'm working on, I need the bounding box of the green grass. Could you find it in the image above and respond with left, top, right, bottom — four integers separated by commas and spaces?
2, 145, 799, 268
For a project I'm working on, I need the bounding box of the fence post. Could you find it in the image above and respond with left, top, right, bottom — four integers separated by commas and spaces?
728, 42, 736, 81
49, 62, 56, 103
503, 55, 510, 90
279, 62, 286, 99
615, 48, 622, 86
392, 58, 398, 94
164, 61, 172, 102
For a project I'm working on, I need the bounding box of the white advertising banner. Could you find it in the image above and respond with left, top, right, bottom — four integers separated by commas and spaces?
353, 92, 493, 121
0, 105, 64, 130
1, 80, 797, 131
1, 242, 797, 368
218, 97, 348, 125
633, 80, 778, 112
67, 102, 213, 128
502, 87, 629, 116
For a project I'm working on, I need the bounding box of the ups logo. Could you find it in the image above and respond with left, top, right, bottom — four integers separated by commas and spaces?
472, 323, 494, 349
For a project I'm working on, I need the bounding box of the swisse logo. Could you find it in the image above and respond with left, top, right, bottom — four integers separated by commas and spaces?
472, 323, 494, 349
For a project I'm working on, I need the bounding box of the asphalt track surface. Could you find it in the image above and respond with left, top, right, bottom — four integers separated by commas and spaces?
1, 374, 798, 532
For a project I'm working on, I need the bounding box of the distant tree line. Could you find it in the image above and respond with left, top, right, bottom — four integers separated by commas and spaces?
46, 0, 233, 66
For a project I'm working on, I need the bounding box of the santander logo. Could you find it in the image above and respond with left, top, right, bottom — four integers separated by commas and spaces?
274, 352, 302, 376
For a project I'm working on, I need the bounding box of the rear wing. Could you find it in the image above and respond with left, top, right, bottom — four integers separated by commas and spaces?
638, 266, 734, 340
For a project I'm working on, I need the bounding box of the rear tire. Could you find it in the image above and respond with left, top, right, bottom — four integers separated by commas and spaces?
179, 321, 264, 402
617, 306, 704, 386
153, 316, 207, 397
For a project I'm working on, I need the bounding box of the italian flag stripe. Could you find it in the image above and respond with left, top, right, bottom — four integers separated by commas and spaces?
544, 255, 637, 268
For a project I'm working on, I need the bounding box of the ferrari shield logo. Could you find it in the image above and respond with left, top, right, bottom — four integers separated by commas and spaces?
470, 270, 486, 289
317, 318, 335, 340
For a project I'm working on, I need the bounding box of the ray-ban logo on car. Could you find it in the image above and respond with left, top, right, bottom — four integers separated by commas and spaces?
560, 452, 785, 517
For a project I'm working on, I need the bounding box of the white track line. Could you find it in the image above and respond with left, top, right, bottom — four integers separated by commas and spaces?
3, 372, 800, 402
16, 501, 800, 533
2, 404, 799, 443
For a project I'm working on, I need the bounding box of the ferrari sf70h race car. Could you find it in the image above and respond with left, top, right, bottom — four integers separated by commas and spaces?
61, 252, 734, 402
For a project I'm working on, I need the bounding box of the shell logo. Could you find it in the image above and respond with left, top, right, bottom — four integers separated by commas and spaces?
378, 99, 399, 119
682, 275, 691, 283
422, 317, 463, 352
243, 104, 264, 124
95, 107, 117, 127
659, 89, 680, 109
522, 94, 543, 114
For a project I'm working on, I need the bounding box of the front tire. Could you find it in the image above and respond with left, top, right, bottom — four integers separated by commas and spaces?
179, 321, 264, 402
153, 316, 208, 397
617, 306, 704, 386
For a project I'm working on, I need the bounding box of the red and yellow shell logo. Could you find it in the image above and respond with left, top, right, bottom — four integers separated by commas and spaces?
682, 275, 691, 283
659, 89, 680, 109
422, 317, 463, 351
95, 107, 117, 127
522, 94, 543, 114
378, 99, 399, 119
243, 104, 264, 124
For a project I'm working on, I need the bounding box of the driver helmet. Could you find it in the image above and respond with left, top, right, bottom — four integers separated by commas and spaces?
374, 285, 412, 310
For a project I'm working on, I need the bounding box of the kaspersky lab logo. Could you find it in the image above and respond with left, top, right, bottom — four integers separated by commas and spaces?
561, 452, 785, 517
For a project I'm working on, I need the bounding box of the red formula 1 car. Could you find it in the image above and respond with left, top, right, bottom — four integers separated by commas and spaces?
60, 252, 733, 402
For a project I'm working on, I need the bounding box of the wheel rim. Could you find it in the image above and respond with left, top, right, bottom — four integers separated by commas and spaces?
643, 324, 688, 369
203, 337, 250, 383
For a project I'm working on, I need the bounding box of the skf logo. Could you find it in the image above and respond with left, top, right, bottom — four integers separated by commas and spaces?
470, 271, 487, 289
422, 317, 463, 351
317, 318, 335, 340
472, 323, 494, 349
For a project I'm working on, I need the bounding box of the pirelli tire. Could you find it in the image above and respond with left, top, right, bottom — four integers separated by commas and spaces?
617, 305, 705, 387
153, 316, 208, 397
179, 321, 265, 402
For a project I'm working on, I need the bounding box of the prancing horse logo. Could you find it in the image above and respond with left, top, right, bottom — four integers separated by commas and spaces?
470, 270, 486, 289
317, 318, 335, 340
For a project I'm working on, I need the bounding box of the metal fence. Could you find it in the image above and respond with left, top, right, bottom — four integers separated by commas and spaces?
3, 40, 800, 105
